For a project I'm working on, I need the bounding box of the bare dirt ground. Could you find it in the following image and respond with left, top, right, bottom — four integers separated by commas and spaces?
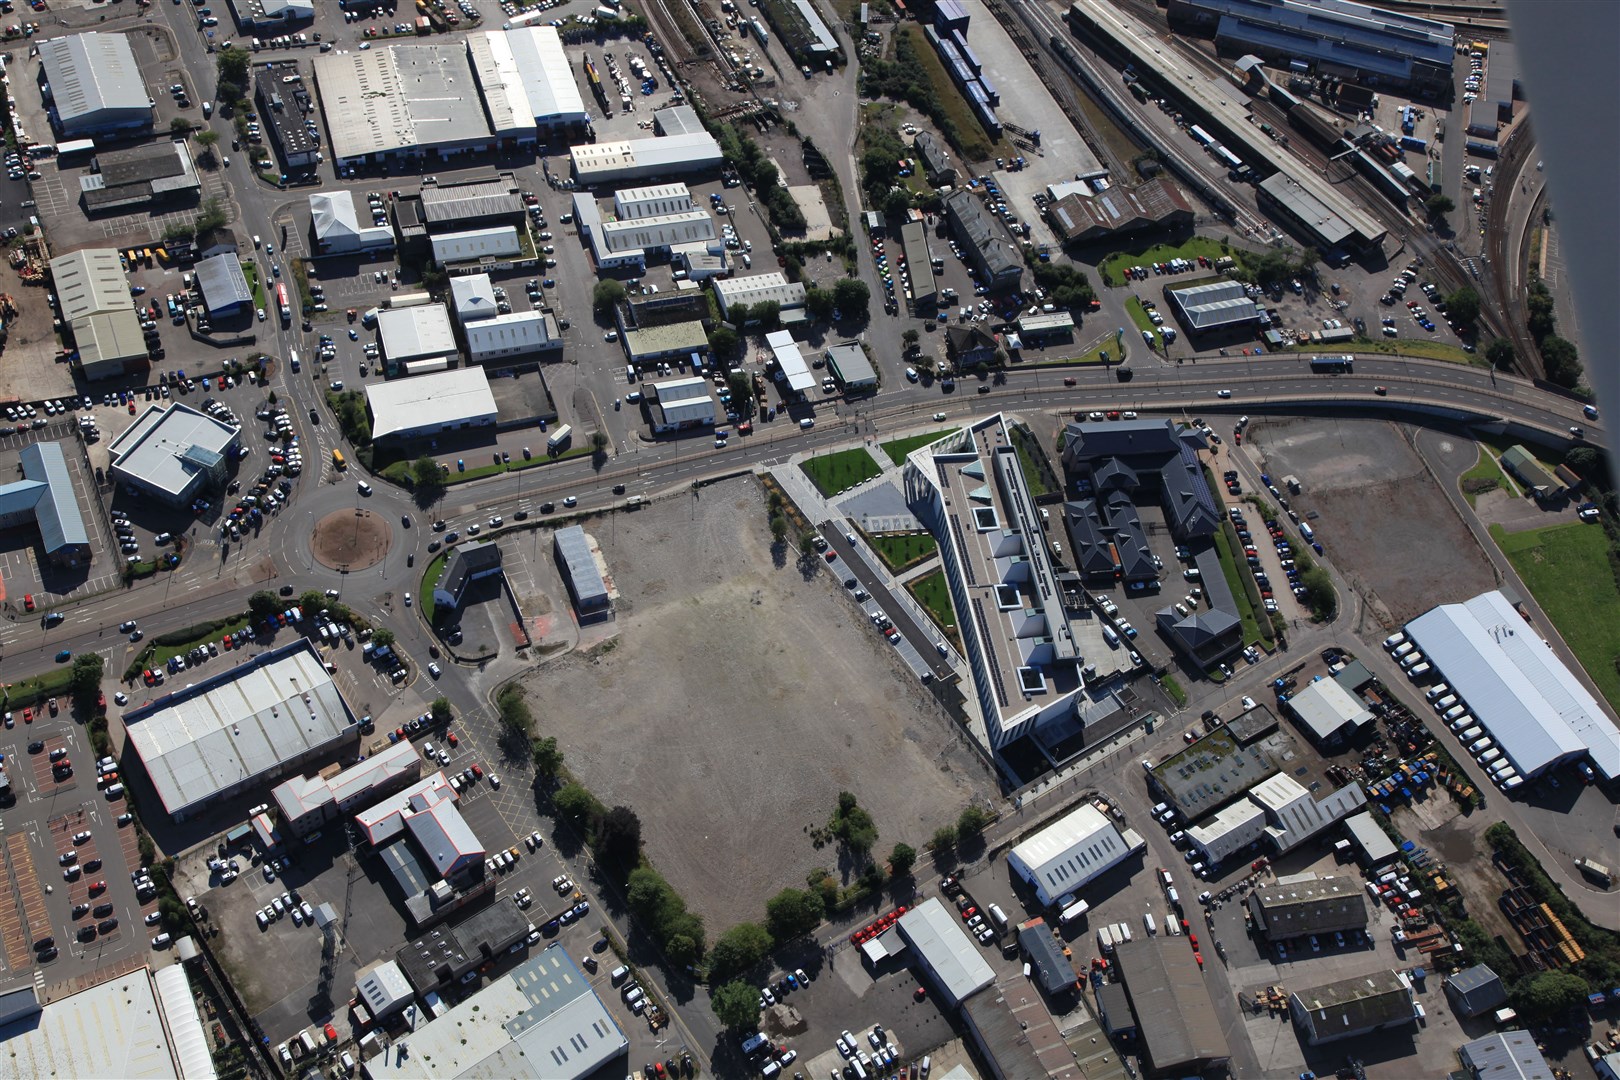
311, 509, 390, 571
1246, 417, 1496, 629
517, 477, 993, 930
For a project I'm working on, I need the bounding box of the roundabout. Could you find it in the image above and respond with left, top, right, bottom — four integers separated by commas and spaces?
310, 508, 393, 573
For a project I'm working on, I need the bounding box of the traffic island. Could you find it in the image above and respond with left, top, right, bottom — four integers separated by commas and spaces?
311, 509, 391, 572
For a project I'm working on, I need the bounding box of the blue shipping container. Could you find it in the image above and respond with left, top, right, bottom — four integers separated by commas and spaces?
1400, 136, 1427, 152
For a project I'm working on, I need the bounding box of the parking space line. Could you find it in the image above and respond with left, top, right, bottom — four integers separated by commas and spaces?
6, 834, 44, 966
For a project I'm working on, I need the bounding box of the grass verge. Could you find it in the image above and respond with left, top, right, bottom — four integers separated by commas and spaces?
865, 532, 938, 572
1160, 673, 1188, 707
1, 666, 74, 712
1124, 297, 1157, 335
1213, 518, 1271, 647
879, 430, 951, 467
1276, 339, 1480, 365
1490, 522, 1620, 711
907, 569, 958, 651
800, 448, 882, 496
125, 614, 252, 679
420, 550, 449, 624
1460, 445, 1512, 506
896, 25, 996, 162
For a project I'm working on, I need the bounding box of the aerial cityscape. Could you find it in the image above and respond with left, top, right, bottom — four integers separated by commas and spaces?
0, 0, 1611, 1078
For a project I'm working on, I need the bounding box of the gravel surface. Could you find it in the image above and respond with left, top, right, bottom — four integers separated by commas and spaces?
518, 477, 993, 930
1247, 418, 1496, 629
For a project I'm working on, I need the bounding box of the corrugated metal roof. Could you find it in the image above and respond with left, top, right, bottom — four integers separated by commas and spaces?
897, 898, 995, 1005
1117, 936, 1230, 1070
38, 32, 148, 134
17, 442, 89, 553
1007, 803, 1136, 903
152, 964, 217, 1080
365, 366, 496, 440
555, 525, 608, 608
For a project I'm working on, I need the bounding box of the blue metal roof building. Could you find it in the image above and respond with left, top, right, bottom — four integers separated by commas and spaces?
0, 443, 91, 565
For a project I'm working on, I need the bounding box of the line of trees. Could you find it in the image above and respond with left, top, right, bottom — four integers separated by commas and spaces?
715, 123, 806, 233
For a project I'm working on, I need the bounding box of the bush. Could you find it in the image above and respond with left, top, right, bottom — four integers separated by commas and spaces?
708, 922, 774, 983
957, 804, 992, 840
764, 887, 824, 941
931, 825, 958, 853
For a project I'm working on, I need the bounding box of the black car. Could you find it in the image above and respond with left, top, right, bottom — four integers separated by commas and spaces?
612, 484, 626, 494
98, 918, 118, 933
28, 741, 44, 754
93, 903, 114, 919
34, 936, 54, 951
309, 408, 320, 424
78, 926, 97, 942
432, 520, 447, 531
513, 510, 528, 520
37, 946, 57, 961
539, 502, 555, 514
280, 584, 295, 596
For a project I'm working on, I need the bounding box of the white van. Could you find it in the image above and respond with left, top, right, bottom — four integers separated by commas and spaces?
1478, 748, 1502, 765
357, 480, 372, 496
1406, 662, 1431, 679
1431, 695, 1458, 713
742, 252, 752, 268
1400, 651, 1424, 669
1450, 716, 1475, 733
799, 417, 815, 429
1468, 737, 1493, 754
1143, 912, 1157, 935
1392, 641, 1416, 659
1384, 631, 1407, 650
610, 965, 630, 985
1442, 704, 1467, 722
988, 904, 1009, 932
1425, 683, 1450, 701
1101, 624, 1120, 646
105, 783, 125, 798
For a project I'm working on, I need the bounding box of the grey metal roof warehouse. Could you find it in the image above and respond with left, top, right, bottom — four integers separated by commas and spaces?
37, 32, 151, 136
194, 252, 252, 315
0, 443, 90, 562
897, 898, 996, 1006
1018, 923, 1077, 996
420, 176, 525, 227
1445, 964, 1508, 1019
377, 304, 458, 365
653, 104, 704, 137
555, 525, 609, 614
1169, 279, 1262, 331
1116, 936, 1230, 1073
1289, 969, 1414, 1045
51, 249, 131, 322
122, 640, 357, 820
316, 44, 493, 163
1458, 1031, 1552, 1080
943, 189, 1023, 284
365, 367, 498, 442
1341, 811, 1397, 867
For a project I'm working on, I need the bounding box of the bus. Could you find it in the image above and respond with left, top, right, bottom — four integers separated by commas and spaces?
1188, 125, 1214, 147
1310, 354, 1353, 373
332, 449, 346, 470
275, 282, 291, 323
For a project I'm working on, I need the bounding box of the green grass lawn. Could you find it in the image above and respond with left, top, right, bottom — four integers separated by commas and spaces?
1276, 338, 1481, 365
1213, 516, 1272, 648
866, 532, 938, 571
420, 551, 449, 623
242, 261, 265, 310
880, 430, 952, 466
1098, 237, 1237, 288
1491, 522, 1620, 710
1460, 445, 1512, 505
1124, 297, 1157, 334
1, 666, 75, 711
908, 569, 958, 649
801, 448, 882, 496
1161, 673, 1188, 706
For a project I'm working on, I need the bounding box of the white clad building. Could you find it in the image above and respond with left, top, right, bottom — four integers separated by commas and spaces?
38, 32, 151, 137
765, 330, 817, 395
1006, 802, 1146, 906
895, 898, 996, 1007
366, 366, 497, 443
1189, 772, 1367, 865
1406, 590, 1620, 779
648, 376, 715, 432
569, 132, 724, 185
431, 225, 522, 264
464, 310, 559, 362
614, 183, 697, 219
466, 26, 588, 142
450, 272, 500, 325
377, 304, 458, 368
596, 211, 714, 264
1286, 677, 1376, 746
714, 272, 808, 320
310, 191, 395, 254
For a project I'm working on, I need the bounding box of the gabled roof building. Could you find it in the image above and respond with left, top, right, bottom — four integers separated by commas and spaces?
432, 540, 504, 611
0, 443, 91, 566
38, 32, 151, 137
1244, 875, 1368, 941
1006, 802, 1145, 906
1289, 970, 1414, 1045
943, 188, 1023, 288
310, 191, 395, 255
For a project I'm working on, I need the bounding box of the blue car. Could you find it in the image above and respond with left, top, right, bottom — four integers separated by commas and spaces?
55, 650, 72, 663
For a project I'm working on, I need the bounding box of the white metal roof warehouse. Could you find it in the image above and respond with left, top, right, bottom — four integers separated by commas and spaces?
366, 367, 498, 442
570, 132, 724, 185
1007, 802, 1146, 906
896, 898, 996, 1007
124, 640, 359, 820
1406, 590, 1620, 780
37, 32, 151, 137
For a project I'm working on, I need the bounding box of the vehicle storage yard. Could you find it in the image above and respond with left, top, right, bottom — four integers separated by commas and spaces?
516, 477, 995, 929
1244, 417, 1497, 627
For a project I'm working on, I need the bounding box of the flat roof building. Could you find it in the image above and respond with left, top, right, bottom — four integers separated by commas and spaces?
896, 898, 996, 1007
367, 946, 627, 1080
1406, 590, 1620, 780
1285, 676, 1375, 747
124, 640, 358, 821
377, 304, 459, 368
50, 248, 147, 381
366, 367, 498, 443
1046, 178, 1195, 244
38, 32, 151, 137
623, 320, 710, 364
432, 540, 503, 611
310, 191, 396, 255
194, 252, 253, 316
904, 415, 1089, 751
900, 220, 938, 312
1007, 802, 1145, 906
1289, 969, 1414, 1045
253, 65, 320, 170
569, 132, 724, 186
0, 443, 91, 566
943, 189, 1023, 289
765, 330, 817, 395
713, 272, 806, 320
107, 402, 241, 508
229, 0, 315, 31
1341, 811, 1398, 867
1244, 874, 1368, 941
464, 310, 560, 363
354, 960, 416, 1026
0, 966, 215, 1080
80, 140, 200, 213
394, 900, 530, 993
273, 739, 423, 838
354, 771, 484, 883
555, 525, 610, 617
1115, 936, 1230, 1074
825, 343, 876, 389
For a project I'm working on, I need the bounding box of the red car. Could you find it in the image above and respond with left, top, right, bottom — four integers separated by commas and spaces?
22, 594, 34, 613
21, 708, 32, 724
89, 880, 107, 895
824, 550, 836, 562
446, 732, 458, 747
960, 906, 977, 921
471, 764, 483, 780
222, 637, 233, 650
1062, 377, 1076, 386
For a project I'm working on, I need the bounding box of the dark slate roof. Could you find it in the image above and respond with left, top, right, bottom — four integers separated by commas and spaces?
1018, 924, 1077, 996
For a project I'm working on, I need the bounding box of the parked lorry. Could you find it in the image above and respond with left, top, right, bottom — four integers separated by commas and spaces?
1576, 857, 1612, 886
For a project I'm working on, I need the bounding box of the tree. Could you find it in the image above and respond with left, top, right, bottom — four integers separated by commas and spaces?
411, 456, 445, 498
196, 129, 219, 149
217, 46, 251, 97
765, 887, 825, 940
751, 300, 781, 330
1526, 281, 1556, 339
1511, 971, 1589, 1022
957, 804, 992, 840
769, 514, 788, 543
798, 532, 817, 559
248, 590, 281, 623
170, 117, 195, 136
531, 735, 564, 781
593, 279, 626, 313
1540, 336, 1583, 388
803, 287, 835, 321
726, 371, 755, 418
628, 867, 678, 925
708, 922, 773, 982
371, 628, 395, 648
194, 197, 227, 235
902, 328, 920, 350
882, 189, 913, 217
1424, 193, 1455, 217
1565, 446, 1604, 479
833, 278, 871, 315
726, 302, 752, 328
888, 842, 917, 878
1486, 338, 1516, 370
596, 805, 642, 865
1444, 286, 1482, 327
829, 792, 878, 855
69, 654, 104, 705
431, 697, 453, 725
712, 981, 763, 1030
497, 685, 534, 736
553, 782, 601, 830
931, 825, 958, 852
666, 933, 700, 968
708, 324, 740, 357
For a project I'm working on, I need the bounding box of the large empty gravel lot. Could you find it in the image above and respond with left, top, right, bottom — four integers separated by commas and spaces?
518, 477, 993, 930
1246, 417, 1496, 628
